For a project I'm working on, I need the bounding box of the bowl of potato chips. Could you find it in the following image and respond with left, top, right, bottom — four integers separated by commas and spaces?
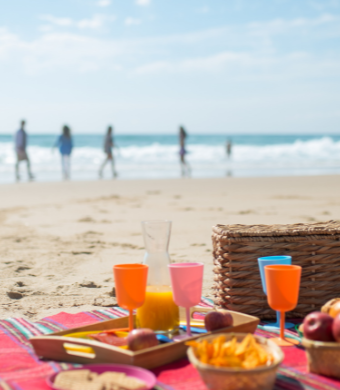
187, 333, 283, 390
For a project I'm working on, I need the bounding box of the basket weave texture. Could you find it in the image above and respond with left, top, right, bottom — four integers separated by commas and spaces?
302, 338, 340, 378
212, 221, 340, 319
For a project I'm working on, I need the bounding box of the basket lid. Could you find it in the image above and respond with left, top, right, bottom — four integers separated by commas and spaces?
213, 220, 340, 237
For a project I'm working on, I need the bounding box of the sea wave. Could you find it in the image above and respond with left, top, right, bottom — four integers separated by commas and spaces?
0, 136, 339, 182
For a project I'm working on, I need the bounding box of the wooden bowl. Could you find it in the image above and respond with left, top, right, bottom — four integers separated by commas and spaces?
187, 333, 283, 390
302, 337, 340, 378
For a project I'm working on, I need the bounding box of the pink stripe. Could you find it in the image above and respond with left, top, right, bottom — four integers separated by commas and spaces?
16, 318, 40, 337
107, 309, 127, 317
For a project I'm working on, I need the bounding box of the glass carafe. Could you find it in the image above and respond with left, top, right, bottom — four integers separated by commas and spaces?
136, 220, 179, 333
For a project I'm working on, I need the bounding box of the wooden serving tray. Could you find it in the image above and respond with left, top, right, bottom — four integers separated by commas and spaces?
30, 307, 259, 369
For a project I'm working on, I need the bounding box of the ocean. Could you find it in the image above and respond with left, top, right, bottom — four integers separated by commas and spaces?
1, 134, 340, 183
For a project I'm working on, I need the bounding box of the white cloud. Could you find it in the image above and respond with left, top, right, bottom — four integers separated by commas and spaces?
40, 15, 73, 27
15, 32, 123, 73
77, 14, 115, 29
135, 0, 150, 6
125, 17, 141, 26
39, 14, 116, 30
1, 13, 339, 79
133, 51, 340, 84
309, 0, 340, 11
96, 0, 111, 6
134, 52, 273, 74
247, 13, 338, 34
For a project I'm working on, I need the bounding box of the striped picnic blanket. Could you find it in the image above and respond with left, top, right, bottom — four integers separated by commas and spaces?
0, 298, 340, 390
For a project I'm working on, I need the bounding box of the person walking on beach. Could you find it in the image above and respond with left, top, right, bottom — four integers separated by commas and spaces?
54, 125, 73, 180
225, 138, 232, 177
99, 126, 117, 178
226, 139, 232, 159
179, 126, 190, 177
14, 120, 34, 181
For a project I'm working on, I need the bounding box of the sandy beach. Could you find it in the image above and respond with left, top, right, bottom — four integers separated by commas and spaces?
0, 175, 339, 321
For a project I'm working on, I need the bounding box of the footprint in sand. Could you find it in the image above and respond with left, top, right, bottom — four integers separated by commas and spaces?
6, 285, 32, 299
238, 210, 255, 215
78, 217, 95, 223
7, 291, 24, 299
93, 296, 117, 307
100, 219, 111, 224
80, 281, 102, 288
83, 231, 103, 236
14, 237, 27, 243
301, 216, 317, 222
15, 266, 31, 273
111, 242, 140, 250
24, 310, 37, 318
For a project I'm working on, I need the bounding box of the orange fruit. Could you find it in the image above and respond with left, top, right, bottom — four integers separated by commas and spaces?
329, 301, 340, 318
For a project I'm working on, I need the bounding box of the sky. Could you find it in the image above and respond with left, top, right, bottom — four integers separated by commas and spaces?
0, 0, 340, 134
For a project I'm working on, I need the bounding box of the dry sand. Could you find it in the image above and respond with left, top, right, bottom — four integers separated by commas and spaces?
0, 175, 339, 321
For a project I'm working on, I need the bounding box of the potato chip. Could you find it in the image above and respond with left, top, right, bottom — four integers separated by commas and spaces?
187, 334, 273, 369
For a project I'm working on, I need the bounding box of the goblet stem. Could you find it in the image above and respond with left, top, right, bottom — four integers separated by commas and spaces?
274, 311, 280, 327
280, 311, 285, 340
129, 309, 134, 331
186, 307, 192, 337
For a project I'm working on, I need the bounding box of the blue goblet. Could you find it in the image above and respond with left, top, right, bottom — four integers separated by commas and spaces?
258, 256, 294, 330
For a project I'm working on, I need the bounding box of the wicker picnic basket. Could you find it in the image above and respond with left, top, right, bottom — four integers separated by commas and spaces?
212, 221, 340, 319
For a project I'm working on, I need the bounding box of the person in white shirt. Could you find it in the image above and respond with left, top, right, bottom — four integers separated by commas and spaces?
99, 126, 117, 178
15, 120, 34, 181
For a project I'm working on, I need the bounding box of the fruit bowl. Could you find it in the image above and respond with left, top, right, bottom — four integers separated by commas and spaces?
187, 333, 283, 390
302, 338, 340, 378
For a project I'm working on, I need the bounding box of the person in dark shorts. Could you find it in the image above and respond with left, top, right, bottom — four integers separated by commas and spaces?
14, 120, 34, 181
99, 126, 117, 178
179, 126, 191, 177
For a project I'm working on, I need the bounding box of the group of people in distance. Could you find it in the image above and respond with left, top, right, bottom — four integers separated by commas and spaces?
14, 121, 232, 181
14, 121, 116, 181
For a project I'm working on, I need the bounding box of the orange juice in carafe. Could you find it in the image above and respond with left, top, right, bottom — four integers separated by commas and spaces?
137, 220, 178, 333
136, 286, 179, 331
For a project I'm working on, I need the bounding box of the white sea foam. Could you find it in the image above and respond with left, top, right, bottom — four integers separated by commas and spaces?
0, 136, 340, 182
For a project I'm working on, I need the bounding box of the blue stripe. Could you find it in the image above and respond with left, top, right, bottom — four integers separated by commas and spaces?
6, 318, 33, 339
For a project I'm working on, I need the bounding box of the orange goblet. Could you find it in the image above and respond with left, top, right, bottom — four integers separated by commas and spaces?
265, 264, 301, 346
113, 264, 148, 331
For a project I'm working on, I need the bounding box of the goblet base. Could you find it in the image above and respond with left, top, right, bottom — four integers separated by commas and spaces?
262, 321, 295, 331
173, 333, 193, 342
269, 337, 300, 346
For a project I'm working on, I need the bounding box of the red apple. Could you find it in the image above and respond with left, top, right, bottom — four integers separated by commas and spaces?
332, 314, 340, 342
204, 310, 233, 332
127, 328, 158, 351
303, 312, 335, 342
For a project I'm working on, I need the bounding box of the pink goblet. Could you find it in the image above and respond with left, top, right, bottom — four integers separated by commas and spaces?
168, 262, 204, 340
